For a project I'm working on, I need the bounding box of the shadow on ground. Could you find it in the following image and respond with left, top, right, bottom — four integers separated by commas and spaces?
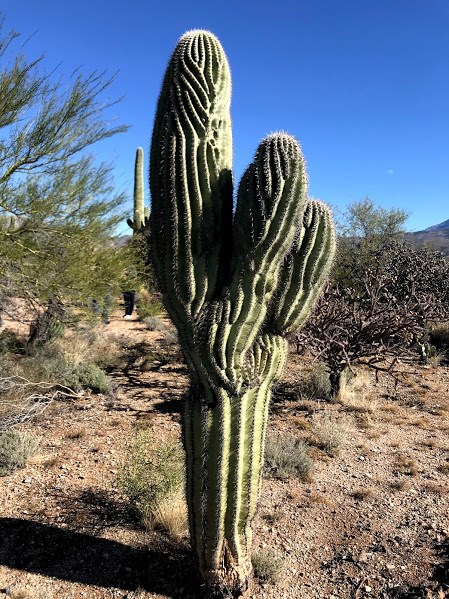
0, 518, 197, 597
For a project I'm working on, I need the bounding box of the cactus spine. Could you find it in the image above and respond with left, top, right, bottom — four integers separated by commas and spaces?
149, 30, 336, 597
127, 147, 149, 233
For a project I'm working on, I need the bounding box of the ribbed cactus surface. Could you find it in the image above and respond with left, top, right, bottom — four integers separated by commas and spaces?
149, 30, 336, 598
127, 147, 149, 233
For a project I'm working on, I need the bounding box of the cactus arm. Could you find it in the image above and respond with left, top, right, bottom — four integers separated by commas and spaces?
270, 199, 336, 334
225, 134, 307, 378
150, 30, 233, 323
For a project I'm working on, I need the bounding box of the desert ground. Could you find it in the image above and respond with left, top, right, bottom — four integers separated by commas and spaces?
0, 309, 448, 599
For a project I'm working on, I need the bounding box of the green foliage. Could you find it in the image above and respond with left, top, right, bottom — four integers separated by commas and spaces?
117, 431, 185, 527
0, 19, 128, 325
264, 434, 313, 481
62, 363, 111, 394
335, 197, 409, 288
0, 430, 39, 476
135, 297, 165, 320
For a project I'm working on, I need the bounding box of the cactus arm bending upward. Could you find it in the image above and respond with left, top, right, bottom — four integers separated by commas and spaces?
149, 29, 336, 598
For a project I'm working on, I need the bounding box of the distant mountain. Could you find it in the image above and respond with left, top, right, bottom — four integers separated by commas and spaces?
406, 218, 449, 256
424, 218, 449, 232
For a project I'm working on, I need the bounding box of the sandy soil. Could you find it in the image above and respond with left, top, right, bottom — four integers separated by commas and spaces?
0, 312, 448, 599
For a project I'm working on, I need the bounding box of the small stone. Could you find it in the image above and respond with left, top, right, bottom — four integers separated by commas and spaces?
365, 586, 372, 593
22, 477, 32, 484
358, 551, 369, 563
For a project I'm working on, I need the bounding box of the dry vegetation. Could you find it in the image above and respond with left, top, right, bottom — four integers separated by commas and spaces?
0, 307, 448, 599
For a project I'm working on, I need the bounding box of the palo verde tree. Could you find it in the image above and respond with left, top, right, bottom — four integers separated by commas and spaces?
0, 17, 128, 331
149, 31, 335, 597
0, 156, 132, 337
334, 197, 409, 290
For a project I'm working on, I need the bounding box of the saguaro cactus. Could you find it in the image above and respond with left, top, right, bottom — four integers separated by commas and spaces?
127, 147, 149, 233
150, 30, 336, 597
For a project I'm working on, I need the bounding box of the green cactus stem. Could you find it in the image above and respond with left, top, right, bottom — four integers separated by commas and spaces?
149, 30, 336, 598
127, 147, 149, 233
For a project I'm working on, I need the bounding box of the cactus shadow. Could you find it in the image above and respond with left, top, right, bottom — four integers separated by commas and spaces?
0, 518, 197, 597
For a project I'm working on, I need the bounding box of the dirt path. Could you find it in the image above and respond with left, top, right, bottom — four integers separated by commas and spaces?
0, 314, 448, 598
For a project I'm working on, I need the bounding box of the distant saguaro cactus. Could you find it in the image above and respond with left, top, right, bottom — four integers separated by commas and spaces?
149, 30, 336, 597
127, 147, 149, 233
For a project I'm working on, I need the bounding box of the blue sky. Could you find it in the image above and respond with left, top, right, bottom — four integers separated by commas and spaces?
1, 0, 448, 233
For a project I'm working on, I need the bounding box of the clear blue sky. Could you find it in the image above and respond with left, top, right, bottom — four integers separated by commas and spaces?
2, 0, 448, 233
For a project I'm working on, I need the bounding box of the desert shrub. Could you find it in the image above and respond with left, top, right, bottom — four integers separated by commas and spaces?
136, 297, 165, 320
160, 329, 178, 347
0, 331, 26, 355
52, 325, 126, 370
298, 364, 331, 400
313, 411, 349, 456
336, 371, 377, 413
62, 363, 112, 393
264, 434, 313, 481
143, 316, 167, 331
117, 431, 186, 536
0, 430, 39, 476
252, 548, 285, 584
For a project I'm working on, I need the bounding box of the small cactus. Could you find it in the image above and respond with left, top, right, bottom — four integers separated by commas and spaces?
149, 30, 336, 597
127, 147, 149, 233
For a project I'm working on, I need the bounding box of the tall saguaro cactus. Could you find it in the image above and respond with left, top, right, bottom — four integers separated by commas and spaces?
150, 30, 336, 597
127, 147, 149, 233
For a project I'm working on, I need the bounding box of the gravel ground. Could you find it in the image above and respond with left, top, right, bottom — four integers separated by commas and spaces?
0, 314, 448, 598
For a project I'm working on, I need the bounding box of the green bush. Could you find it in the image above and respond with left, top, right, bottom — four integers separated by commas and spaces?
264, 434, 313, 481
117, 431, 185, 529
0, 430, 39, 476
63, 363, 112, 393
136, 298, 165, 320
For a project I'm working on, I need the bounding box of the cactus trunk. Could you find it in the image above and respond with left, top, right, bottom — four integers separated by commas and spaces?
149, 30, 336, 597
127, 147, 149, 233
184, 337, 287, 596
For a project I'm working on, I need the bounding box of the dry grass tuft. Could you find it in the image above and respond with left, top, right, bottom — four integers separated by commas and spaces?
148, 491, 188, 538
66, 426, 87, 440
312, 411, 350, 457
337, 371, 377, 414
421, 482, 448, 496
117, 430, 185, 538
252, 548, 285, 585
394, 454, 418, 476
390, 479, 411, 492
350, 487, 375, 501
264, 434, 313, 481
